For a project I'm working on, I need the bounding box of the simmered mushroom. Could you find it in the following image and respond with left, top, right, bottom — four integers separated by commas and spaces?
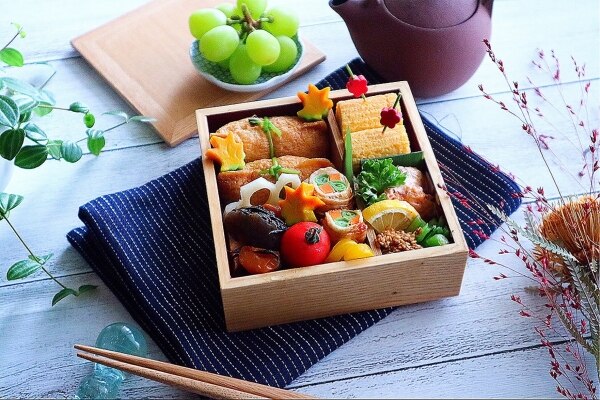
223, 206, 287, 250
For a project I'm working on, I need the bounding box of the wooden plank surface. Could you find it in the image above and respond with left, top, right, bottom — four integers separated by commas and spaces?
1, 0, 599, 398
71, 0, 326, 146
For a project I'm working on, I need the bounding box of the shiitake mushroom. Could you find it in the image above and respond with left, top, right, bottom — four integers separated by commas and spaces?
223, 206, 287, 250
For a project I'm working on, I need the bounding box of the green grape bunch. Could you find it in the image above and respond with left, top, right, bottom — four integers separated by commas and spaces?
189, 0, 300, 84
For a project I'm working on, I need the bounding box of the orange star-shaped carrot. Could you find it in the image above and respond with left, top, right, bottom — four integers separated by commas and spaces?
205, 132, 245, 171
279, 182, 325, 225
297, 84, 334, 121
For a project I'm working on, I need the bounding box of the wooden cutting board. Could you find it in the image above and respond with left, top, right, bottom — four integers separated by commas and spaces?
72, 0, 326, 146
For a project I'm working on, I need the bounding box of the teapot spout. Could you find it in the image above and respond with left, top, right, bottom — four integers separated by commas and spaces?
329, 0, 381, 21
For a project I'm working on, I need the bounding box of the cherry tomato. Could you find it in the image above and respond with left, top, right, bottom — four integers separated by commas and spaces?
280, 222, 331, 267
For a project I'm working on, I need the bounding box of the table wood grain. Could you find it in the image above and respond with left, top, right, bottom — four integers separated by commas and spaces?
0, 0, 598, 398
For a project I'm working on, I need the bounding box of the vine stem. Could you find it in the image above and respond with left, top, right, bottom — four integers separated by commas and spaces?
75, 121, 127, 144
103, 121, 127, 133
36, 104, 71, 112
3, 216, 68, 290
1, 30, 21, 51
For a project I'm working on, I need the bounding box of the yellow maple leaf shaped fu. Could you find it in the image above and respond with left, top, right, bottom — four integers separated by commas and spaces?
279, 182, 326, 225
297, 84, 334, 121
205, 132, 246, 171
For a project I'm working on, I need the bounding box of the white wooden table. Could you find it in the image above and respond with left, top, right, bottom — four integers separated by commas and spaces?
1, 1, 598, 398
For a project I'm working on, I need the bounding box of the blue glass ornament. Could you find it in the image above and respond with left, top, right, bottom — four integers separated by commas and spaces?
75, 322, 148, 399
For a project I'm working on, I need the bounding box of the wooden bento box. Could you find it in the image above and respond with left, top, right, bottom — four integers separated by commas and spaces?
197, 82, 468, 332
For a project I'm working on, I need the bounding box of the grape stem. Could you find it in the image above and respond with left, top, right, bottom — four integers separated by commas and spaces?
241, 4, 257, 32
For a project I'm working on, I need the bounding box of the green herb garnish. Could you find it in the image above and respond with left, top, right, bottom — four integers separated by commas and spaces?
249, 116, 297, 180
355, 158, 406, 206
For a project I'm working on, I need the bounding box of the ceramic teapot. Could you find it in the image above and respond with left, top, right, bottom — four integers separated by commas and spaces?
330, 0, 493, 98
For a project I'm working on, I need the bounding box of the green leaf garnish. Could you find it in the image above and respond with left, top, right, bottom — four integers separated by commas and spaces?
344, 129, 353, 183
355, 158, 406, 206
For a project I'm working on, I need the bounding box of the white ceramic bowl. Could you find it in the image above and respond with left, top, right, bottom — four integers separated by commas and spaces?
189, 36, 304, 93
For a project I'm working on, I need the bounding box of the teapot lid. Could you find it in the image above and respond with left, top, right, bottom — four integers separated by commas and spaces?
383, 0, 480, 28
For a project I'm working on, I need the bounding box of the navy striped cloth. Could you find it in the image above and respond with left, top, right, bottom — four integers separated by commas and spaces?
67, 59, 521, 388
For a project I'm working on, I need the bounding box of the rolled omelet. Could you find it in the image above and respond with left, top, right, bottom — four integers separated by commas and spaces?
351, 125, 411, 171
335, 93, 397, 134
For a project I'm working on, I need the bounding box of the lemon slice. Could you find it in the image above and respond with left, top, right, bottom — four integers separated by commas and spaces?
362, 200, 419, 233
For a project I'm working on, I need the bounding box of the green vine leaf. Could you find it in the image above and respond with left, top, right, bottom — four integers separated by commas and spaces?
6, 259, 41, 280
68, 102, 89, 114
12, 94, 39, 114
77, 284, 97, 294
33, 102, 54, 117
0, 128, 25, 160
83, 113, 95, 128
102, 110, 129, 120
14, 145, 48, 169
46, 139, 63, 160
60, 141, 82, 163
0, 77, 43, 100
86, 129, 105, 156
0, 48, 24, 67
52, 288, 78, 306
0, 94, 20, 128
0, 192, 24, 220
23, 123, 48, 143
11, 23, 27, 38
28, 253, 53, 264
128, 115, 156, 123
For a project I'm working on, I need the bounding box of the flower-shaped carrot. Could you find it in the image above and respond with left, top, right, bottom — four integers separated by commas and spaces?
279, 182, 325, 225
297, 84, 334, 121
380, 92, 403, 133
205, 132, 245, 171
345, 65, 368, 99
380, 107, 401, 129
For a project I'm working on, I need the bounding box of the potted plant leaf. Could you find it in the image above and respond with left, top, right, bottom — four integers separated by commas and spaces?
0, 24, 155, 305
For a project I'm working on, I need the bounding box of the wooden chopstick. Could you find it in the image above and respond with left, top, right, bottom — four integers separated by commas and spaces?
75, 344, 315, 400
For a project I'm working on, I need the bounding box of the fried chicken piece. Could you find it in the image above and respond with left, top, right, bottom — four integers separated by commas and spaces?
385, 166, 437, 220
